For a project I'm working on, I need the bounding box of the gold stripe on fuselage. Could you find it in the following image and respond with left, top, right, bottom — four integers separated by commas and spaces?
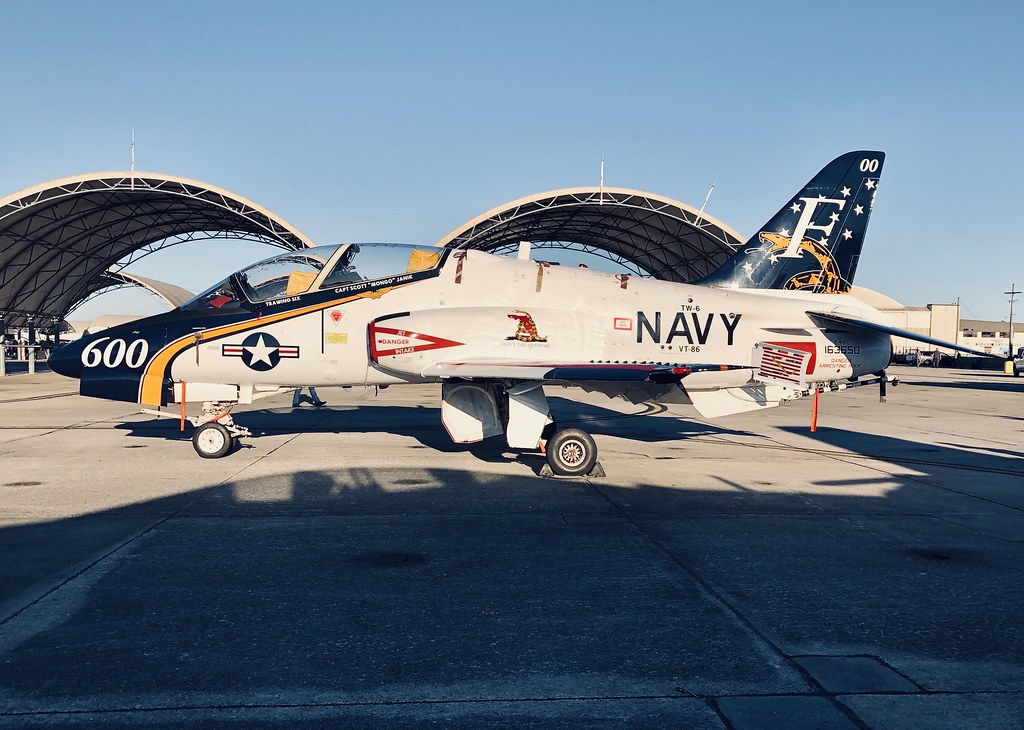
138, 286, 401, 406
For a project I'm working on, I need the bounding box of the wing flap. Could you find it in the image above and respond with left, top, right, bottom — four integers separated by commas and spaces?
421, 360, 748, 383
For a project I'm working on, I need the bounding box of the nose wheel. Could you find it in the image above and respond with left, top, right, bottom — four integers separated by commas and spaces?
142, 400, 249, 457
192, 422, 235, 459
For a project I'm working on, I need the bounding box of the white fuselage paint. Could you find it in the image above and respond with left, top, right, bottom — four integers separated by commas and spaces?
169, 249, 891, 396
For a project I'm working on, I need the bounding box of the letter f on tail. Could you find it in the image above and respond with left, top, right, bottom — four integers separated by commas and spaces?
697, 151, 884, 293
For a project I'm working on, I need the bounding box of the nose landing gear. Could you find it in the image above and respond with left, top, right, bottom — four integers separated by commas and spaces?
189, 402, 250, 458
141, 400, 251, 458
193, 421, 235, 459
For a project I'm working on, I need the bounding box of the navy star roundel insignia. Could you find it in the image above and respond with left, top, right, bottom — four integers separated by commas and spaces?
222, 332, 299, 371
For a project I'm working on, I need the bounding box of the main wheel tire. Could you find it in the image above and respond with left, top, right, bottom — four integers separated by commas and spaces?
192, 422, 233, 459
546, 428, 597, 477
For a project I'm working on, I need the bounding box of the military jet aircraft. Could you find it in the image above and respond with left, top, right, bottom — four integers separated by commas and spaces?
48, 151, 993, 475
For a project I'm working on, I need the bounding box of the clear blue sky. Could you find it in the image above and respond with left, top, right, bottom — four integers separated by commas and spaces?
2, 1, 1022, 321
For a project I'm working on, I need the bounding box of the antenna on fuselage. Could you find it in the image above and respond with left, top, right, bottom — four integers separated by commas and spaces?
694, 173, 718, 227
599, 148, 605, 205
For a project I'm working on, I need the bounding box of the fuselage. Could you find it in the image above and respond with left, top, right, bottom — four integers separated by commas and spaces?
50, 244, 892, 407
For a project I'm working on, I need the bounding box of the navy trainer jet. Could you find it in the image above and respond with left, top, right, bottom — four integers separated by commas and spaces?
48, 151, 993, 474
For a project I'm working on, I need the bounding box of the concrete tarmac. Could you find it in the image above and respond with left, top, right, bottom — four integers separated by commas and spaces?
0, 367, 1022, 728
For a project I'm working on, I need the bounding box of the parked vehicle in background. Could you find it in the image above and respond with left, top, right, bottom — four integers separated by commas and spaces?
1013, 346, 1024, 376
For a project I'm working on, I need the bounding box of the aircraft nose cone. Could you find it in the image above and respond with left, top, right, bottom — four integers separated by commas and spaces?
48, 340, 83, 379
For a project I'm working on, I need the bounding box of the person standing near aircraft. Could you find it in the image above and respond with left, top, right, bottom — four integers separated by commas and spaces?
292, 386, 326, 407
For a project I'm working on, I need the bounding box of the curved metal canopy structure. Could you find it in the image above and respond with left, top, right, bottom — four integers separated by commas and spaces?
436, 187, 744, 283
0, 172, 313, 328
71, 271, 196, 316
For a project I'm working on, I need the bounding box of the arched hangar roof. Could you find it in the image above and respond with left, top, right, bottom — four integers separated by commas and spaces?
0, 171, 313, 327
436, 187, 744, 283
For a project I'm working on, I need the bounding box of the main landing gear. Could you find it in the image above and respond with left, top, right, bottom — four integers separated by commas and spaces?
542, 427, 602, 477
441, 382, 605, 478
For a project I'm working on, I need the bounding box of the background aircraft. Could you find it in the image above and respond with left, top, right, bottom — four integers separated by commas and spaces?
49, 151, 995, 475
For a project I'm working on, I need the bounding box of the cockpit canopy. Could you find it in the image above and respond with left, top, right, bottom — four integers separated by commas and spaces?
181, 243, 443, 311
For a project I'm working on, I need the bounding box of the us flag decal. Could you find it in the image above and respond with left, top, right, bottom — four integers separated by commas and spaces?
756, 343, 814, 386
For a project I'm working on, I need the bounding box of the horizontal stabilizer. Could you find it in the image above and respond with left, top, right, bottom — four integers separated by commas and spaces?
806, 311, 998, 359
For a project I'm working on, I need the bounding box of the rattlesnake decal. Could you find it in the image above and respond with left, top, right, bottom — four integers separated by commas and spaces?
506, 310, 548, 342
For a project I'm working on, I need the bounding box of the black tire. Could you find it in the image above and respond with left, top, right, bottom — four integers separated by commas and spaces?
192, 422, 233, 459
546, 428, 597, 477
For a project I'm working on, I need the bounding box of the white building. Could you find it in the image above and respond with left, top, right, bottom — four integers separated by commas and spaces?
853, 287, 1023, 356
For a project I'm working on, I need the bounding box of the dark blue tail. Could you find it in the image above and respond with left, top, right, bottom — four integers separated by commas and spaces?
697, 151, 884, 293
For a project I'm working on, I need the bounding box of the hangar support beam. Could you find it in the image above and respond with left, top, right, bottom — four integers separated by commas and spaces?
0, 172, 313, 329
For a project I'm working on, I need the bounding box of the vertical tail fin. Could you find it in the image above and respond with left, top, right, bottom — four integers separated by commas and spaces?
697, 151, 884, 293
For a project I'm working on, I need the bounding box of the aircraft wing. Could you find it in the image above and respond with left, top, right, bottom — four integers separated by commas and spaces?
807, 311, 998, 359
421, 360, 749, 383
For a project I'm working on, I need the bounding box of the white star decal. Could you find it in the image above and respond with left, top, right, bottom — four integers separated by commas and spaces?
742, 261, 754, 276
779, 228, 790, 237
789, 202, 801, 214
245, 334, 276, 367
841, 229, 853, 240
854, 204, 864, 215
866, 179, 876, 190
769, 253, 779, 264
840, 186, 851, 197
829, 212, 840, 223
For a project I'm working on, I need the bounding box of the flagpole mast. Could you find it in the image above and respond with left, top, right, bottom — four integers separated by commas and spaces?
130, 129, 135, 190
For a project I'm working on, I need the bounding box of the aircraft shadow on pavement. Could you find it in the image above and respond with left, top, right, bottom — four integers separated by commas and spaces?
895, 375, 1024, 394
114, 395, 751, 456
778, 424, 1024, 501
1, 423, 1023, 725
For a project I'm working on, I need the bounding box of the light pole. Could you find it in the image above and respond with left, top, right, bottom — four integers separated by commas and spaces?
0, 312, 6, 377
1006, 284, 1021, 359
